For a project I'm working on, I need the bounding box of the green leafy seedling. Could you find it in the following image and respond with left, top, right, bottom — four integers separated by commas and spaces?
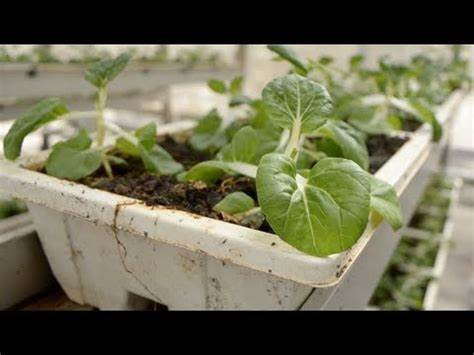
3, 53, 181, 181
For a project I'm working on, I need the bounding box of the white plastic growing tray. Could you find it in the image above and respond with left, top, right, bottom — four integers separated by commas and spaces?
0, 91, 465, 310
0, 212, 54, 309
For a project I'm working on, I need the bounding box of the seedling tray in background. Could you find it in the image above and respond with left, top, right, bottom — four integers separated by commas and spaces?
369, 175, 462, 310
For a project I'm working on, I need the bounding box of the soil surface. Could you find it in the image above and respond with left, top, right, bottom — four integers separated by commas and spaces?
79, 133, 407, 231
158, 135, 212, 169
401, 118, 423, 132
81, 136, 273, 232
367, 134, 408, 173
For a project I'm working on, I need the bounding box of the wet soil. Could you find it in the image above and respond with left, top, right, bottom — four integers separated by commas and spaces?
79, 133, 407, 231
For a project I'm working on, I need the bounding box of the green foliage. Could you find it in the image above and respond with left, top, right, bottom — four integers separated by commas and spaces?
9, 45, 470, 258
84, 53, 131, 88
409, 98, 442, 141
46, 129, 102, 180
218, 126, 259, 164
3, 98, 69, 160
371, 174, 454, 310
116, 123, 183, 175
184, 161, 235, 185
368, 175, 403, 230
262, 74, 332, 133
0, 196, 27, 220
315, 120, 369, 170
188, 109, 228, 152
213, 192, 255, 215
267, 45, 308, 75
207, 79, 227, 94
184, 70, 403, 256
256, 155, 370, 256
270, 45, 471, 142
229, 76, 244, 95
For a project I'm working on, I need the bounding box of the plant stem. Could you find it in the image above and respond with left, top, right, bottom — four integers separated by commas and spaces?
235, 207, 262, 219
104, 121, 139, 146
95, 86, 112, 178
101, 152, 114, 178
95, 87, 107, 147
276, 129, 290, 152
284, 119, 301, 158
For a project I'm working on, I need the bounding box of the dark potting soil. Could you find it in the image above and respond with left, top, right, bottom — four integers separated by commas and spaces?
401, 118, 423, 132
367, 134, 408, 173
80, 136, 273, 232
82, 168, 274, 233
79, 133, 407, 232
158, 135, 212, 169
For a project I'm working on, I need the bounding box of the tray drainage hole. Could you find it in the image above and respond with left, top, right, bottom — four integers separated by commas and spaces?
126, 292, 168, 311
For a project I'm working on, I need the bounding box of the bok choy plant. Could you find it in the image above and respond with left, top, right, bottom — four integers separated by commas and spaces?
3, 54, 183, 181
267, 45, 471, 141
185, 73, 403, 256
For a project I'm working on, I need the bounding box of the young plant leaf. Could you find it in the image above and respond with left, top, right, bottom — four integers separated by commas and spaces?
116, 122, 183, 175
368, 175, 403, 230
350, 54, 365, 71
229, 76, 244, 95
115, 122, 158, 157
139, 144, 183, 175
218, 126, 258, 164
315, 120, 369, 171
184, 161, 235, 184
229, 75, 244, 95
229, 94, 253, 107
186, 125, 265, 185
262, 74, 333, 134
256, 154, 370, 256
315, 137, 344, 161
346, 102, 396, 136
116, 137, 140, 157
408, 98, 442, 141
368, 96, 442, 141
135, 122, 157, 149
248, 99, 270, 129
207, 79, 227, 94
107, 155, 128, 166
213, 192, 255, 215
349, 117, 394, 136
3, 98, 69, 160
84, 53, 131, 88
188, 109, 228, 152
267, 45, 308, 75
46, 129, 102, 180
194, 108, 222, 133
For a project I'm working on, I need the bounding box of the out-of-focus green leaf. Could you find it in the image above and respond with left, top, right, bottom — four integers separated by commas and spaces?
3, 98, 69, 160
207, 79, 227, 94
